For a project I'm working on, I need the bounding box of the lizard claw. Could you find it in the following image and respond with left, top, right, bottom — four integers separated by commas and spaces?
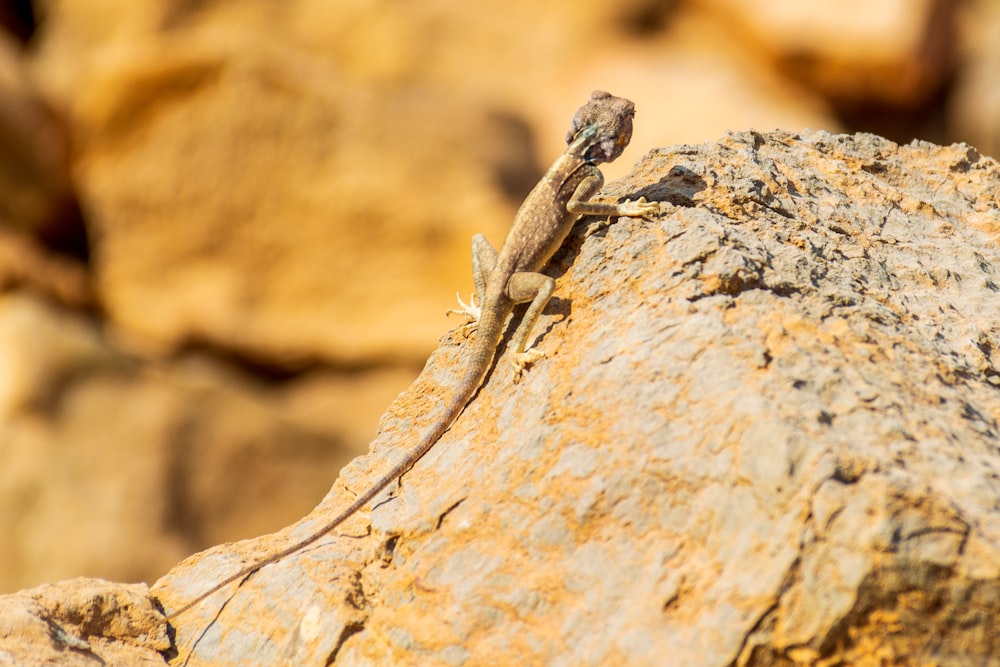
512, 347, 546, 383
618, 196, 660, 219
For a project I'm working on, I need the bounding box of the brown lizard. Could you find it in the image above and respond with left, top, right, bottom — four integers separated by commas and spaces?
168, 90, 657, 619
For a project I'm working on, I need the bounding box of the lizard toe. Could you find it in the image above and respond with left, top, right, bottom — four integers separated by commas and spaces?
446, 292, 482, 323
512, 348, 546, 382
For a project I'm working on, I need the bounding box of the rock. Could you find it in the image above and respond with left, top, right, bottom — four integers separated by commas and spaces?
0, 224, 91, 312
10, 3, 999, 647
0, 291, 409, 593
0, 292, 108, 419
530, 7, 841, 184
31, 10, 530, 367
690, 0, 958, 107
71, 55, 525, 365
0, 578, 168, 666
0, 31, 80, 251
154, 130, 1000, 665
950, 0, 1000, 160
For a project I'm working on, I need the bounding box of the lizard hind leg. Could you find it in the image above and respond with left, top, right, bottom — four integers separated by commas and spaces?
506, 271, 556, 382
471, 234, 498, 303
447, 234, 498, 327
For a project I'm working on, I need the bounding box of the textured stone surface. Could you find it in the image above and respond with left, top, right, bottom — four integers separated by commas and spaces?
3, 0, 998, 623
0, 578, 168, 666
11, 0, 833, 591
155, 131, 1000, 666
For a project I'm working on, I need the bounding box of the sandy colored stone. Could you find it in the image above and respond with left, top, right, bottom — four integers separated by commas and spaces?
0, 227, 91, 307
530, 8, 840, 184
692, 0, 958, 107
31, 13, 530, 367
950, 0, 1000, 160
74, 43, 523, 365
8, 3, 998, 645
0, 31, 77, 247
0, 291, 413, 593
154, 131, 1000, 665
0, 578, 168, 666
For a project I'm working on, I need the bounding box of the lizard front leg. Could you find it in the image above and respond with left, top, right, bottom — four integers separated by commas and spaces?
564, 166, 660, 220
568, 195, 659, 218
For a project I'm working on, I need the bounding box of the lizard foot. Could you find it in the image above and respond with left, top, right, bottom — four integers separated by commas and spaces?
617, 196, 659, 219
447, 292, 481, 323
512, 348, 546, 383
447, 292, 481, 336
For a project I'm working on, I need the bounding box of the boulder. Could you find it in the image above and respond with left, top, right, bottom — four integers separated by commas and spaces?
154, 130, 1000, 665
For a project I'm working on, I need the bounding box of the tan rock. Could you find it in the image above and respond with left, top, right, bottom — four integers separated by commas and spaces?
31, 11, 529, 367
0, 292, 108, 418
13, 5, 993, 635
154, 131, 1000, 665
0, 225, 91, 310
950, 0, 1000, 159
0, 291, 412, 593
76, 43, 524, 365
0, 578, 168, 666
0, 32, 77, 247
692, 0, 959, 107
531, 9, 840, 184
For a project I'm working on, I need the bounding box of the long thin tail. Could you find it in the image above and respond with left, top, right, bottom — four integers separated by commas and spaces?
167, 363, 487, 619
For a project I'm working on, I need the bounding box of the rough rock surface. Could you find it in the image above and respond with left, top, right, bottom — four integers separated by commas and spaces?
154, 130, 1000, 666
0, 578, 169, 666
9, 0, 996, 592
1, 0, 998, 612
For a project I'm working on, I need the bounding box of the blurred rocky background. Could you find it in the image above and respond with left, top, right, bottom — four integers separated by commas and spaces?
0, 0, 995, 592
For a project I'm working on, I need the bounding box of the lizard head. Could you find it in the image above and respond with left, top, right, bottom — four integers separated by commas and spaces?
565, 90, 636, 164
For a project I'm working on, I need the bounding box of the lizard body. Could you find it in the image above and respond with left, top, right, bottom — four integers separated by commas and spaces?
169, 91, 656, 619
